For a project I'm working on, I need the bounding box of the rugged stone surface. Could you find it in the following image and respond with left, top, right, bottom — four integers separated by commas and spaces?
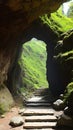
49, 30, 73, 95
25, 115, 57, 122
0, 0, 73, 115
64, 107, 73, 117
9, 116, 24, 127
18, 109, 25, 115
52, 30, 73, 126
67, 91, 73, 116
23, 105, 57, 129
57, 112, 73, 127
8, 20, 58, 96
0, 0, 67, 88
0, 114, 5, 118
23, 122, 57, 129
53, 99, 65, 110
0, 84, 14, 114
21, 108, 54, 116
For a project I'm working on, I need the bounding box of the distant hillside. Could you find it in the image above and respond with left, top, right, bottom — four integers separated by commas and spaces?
18, 38, 48, 95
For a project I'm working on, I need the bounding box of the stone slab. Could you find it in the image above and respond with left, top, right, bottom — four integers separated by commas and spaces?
23, 122, 57, 129
26, 95, 50, 103
22, 108, 54, 116
25, 115, 57, 122
25, 102, 51, 107
23, 128, 54, 130
27, 96, 43, 102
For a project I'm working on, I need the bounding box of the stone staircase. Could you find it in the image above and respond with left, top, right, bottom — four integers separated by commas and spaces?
23, 88, 58, 130
24, 88, 56, 107
23, 108, 57, 129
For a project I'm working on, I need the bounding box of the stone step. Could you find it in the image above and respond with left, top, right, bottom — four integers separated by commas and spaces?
25, 115, 57, 122
25, 101, 50, 103
23, 122, 57, 129
26, 96, 49, 103
23, 129, 55, 130
22, 108, 54, 116
25, 102, 51, 107
34, 88, 49, 96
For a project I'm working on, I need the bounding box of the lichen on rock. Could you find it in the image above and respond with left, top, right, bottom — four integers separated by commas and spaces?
0, 84, 14, 115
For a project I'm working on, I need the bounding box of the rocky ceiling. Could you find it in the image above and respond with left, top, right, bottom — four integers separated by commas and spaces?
0, 0, 67, 47
0, 0, 67, 85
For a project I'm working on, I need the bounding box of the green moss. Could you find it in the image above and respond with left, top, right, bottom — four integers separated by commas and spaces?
64, 31, 73, 39
41, 6, 73, 36
54, 50, 73, 64
0, 104, 5, 115
64, 82, 73, 102
61, 50, 73, 57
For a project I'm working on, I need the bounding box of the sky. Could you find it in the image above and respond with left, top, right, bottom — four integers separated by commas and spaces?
63, 0, 73, 15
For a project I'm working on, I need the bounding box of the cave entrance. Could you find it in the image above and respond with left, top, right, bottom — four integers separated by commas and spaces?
18, 38, 48, 98
7, 0, 73, 99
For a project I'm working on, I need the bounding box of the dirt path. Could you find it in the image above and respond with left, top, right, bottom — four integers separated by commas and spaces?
0, 107, 23, 130
0, 106, 58, 130
0, 88, 61, 130
0, 88, 72, 130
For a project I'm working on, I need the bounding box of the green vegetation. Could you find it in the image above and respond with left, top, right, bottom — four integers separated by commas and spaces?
55, 50, 73, 63
18, 38, 48, 96
41, 6, 73, 35
64, 82, 73, 102
0, 104, 5, 115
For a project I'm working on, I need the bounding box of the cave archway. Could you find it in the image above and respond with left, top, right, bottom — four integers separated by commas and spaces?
17, 38, 48, 98
7, 20, 59, 97
1, 0, 73, 116
0, 0, 72, 97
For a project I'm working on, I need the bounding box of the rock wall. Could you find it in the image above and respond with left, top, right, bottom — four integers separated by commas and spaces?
0, 0, 66, 87
7, 20, 58, 94
0, 0, 71, 112
51, 30, 73, 96
7, 19, 73, 99
0, 84, 14, 114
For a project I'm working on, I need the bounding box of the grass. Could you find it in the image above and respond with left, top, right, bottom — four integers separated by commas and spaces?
18, 38, 48, 96
41, 6, 73, 36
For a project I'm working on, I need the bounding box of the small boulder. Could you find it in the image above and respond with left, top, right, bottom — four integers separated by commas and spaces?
9, 116, 24, 127
53, 99, 65, 110
18, 108, 25, 115
1, 114, 5, 118
57, 112, 73, 127
59, 94, 64, 100
64, 106, 73, 118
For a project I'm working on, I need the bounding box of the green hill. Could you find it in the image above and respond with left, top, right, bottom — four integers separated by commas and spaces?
18, 38, 48, 96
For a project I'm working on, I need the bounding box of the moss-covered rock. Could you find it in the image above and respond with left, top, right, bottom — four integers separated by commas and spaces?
48, 27, 73, 96
64, 82, 73, 101
41, 7, 73, 36
0, 84, 14, 115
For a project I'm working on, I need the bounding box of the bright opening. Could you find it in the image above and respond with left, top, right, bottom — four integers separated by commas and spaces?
18, 38, 48, 98
63, 0, 73, 17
